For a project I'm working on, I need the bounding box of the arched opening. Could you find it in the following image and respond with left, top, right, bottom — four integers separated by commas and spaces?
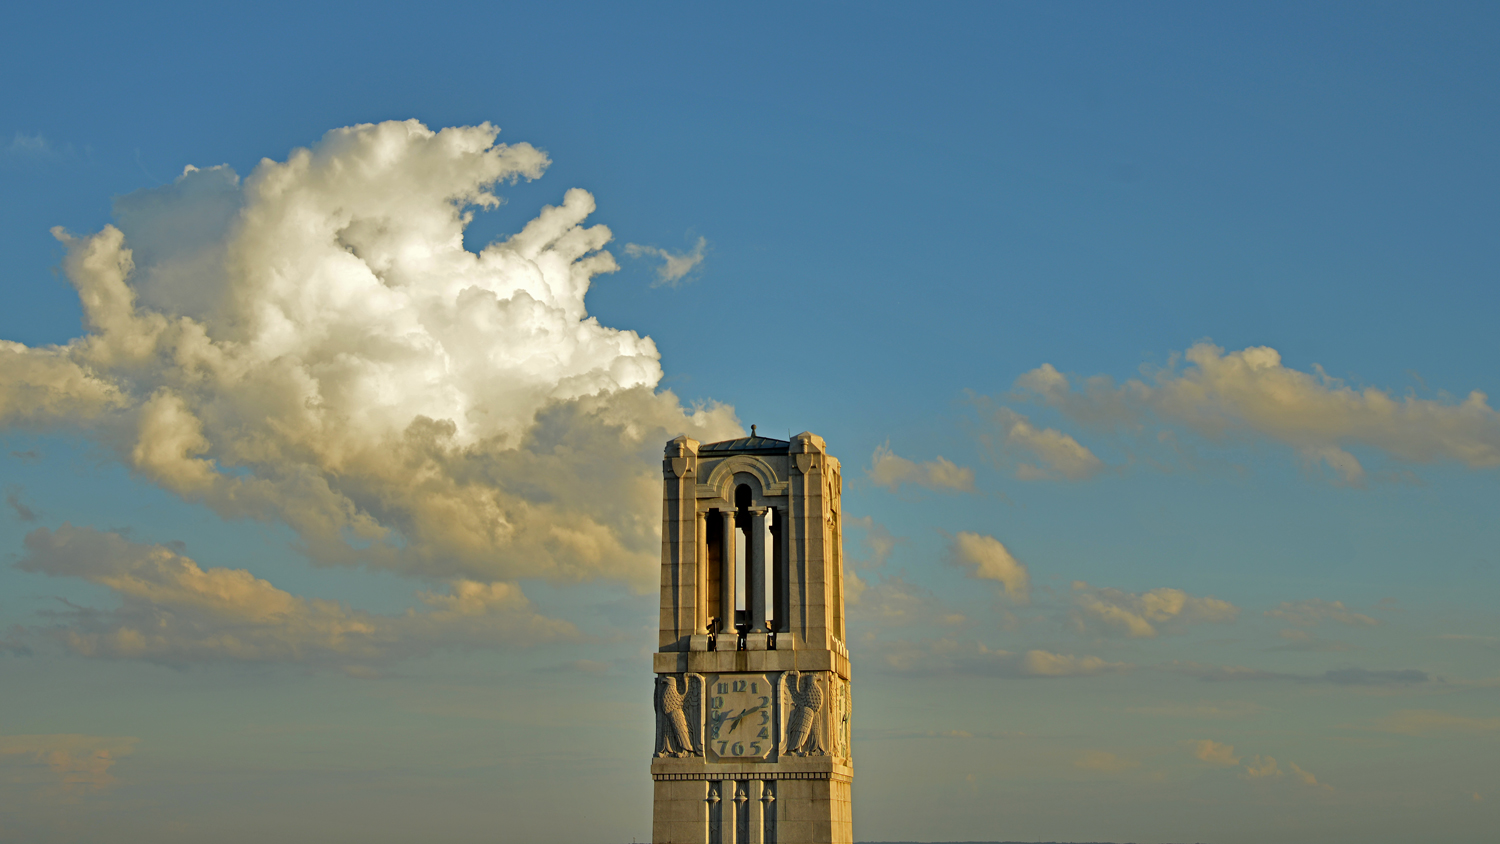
734, 484, 751, 631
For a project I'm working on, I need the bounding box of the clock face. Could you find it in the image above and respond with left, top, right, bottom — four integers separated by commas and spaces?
705, 673, 774, 761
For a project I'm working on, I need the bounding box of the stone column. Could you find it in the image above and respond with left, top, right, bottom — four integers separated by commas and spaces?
696, 510, 709, 633
748, 507, 768, 633
720, 509, 737, 637
744, 779, 765, 844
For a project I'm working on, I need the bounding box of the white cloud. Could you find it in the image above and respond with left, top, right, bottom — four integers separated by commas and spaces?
0, 121, 739, 587
867, 444, 976, 493
623, 236, 707, 286
1070, 581, 1238, 638
975, 405, 1105, 480
1265, 598, 1378, 627
948, 532, 1029, 603
18, 524, 577, 667
1014, 342, 1500, 483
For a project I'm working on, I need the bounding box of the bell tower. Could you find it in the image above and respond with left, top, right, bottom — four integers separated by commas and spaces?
652, 430, 852, 844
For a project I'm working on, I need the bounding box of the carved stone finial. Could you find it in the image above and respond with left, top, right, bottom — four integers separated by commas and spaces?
751, 424, 756, 436
664, 435, 699, 457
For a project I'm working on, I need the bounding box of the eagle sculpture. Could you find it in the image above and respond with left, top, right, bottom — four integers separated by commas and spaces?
781, 671, 825, 756
654, 674, 703, 757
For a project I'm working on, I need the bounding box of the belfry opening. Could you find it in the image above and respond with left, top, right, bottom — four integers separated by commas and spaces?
652, 430, 853, 844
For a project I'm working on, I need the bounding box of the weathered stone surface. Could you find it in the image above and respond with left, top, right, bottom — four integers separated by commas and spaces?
653, 431, 852, 844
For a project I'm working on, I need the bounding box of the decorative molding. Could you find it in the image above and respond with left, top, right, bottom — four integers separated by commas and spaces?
701, 454, 789, 499
653, 771, 847, 782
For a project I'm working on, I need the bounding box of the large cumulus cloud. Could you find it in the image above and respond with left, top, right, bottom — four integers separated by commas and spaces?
1, 120, 738, 585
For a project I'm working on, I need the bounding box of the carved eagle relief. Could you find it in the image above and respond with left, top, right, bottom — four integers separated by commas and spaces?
654, 673, 704, 757
780, 670, 826, 757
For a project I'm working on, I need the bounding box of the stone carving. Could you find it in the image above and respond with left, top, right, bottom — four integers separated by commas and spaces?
832, 678, 851, 758
654, 673, 704, 757
781, 670, 826, 756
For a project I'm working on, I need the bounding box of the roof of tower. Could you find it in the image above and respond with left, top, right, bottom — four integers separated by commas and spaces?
699, 434, 791, 456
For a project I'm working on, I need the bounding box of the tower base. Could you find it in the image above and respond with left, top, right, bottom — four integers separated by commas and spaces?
653, 775, 851, 844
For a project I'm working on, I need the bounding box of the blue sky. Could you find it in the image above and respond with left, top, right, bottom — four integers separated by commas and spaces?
2, 3, 1498, 843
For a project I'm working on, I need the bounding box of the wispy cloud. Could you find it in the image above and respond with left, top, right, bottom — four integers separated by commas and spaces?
867, 444, 975, 493
1266, 598, 1378, 627
880, 637, 1129, 679
5, 485, 38, 522
1075, 750, 1139, 772
1162, 661, 1430, 686
17, 523, 578, 668
1011, 342, 1500, 484
1070, 581, 1237, 638
1361, 709, 1500, 736
0, 734, 138, 795
624, 236, 707, 287
972, 403, 1105, 481
1193, 739, 1241, 766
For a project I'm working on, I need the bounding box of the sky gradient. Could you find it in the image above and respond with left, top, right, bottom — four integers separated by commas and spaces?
2, 4, 1498, 843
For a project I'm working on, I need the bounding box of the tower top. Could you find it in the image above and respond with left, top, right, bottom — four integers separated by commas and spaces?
652, 429, 853, 842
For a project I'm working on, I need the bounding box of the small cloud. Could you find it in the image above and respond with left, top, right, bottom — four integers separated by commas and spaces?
1071, 581, 1238, 638
9, 450, 42, 462
1243, 754, 1282, 779
1076, 750, 1138, 772
972, 403, 1105, 481
867, 444, 975, 494
1193, 739, 1241, 767
948, 532, 1029, 603
624, 236, 707, 287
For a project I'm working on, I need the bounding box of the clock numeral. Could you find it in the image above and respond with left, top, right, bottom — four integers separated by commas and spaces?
750, 742, 762, 755
732, 680, 748, 693
732, 742, 745, 756
717, 741, 727, 755
757, 727, 769, 739
711, 696, 724, 709
717, 683, 729, 695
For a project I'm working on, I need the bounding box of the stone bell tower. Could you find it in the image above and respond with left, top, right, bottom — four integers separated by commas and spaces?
652, 430, 852, 844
